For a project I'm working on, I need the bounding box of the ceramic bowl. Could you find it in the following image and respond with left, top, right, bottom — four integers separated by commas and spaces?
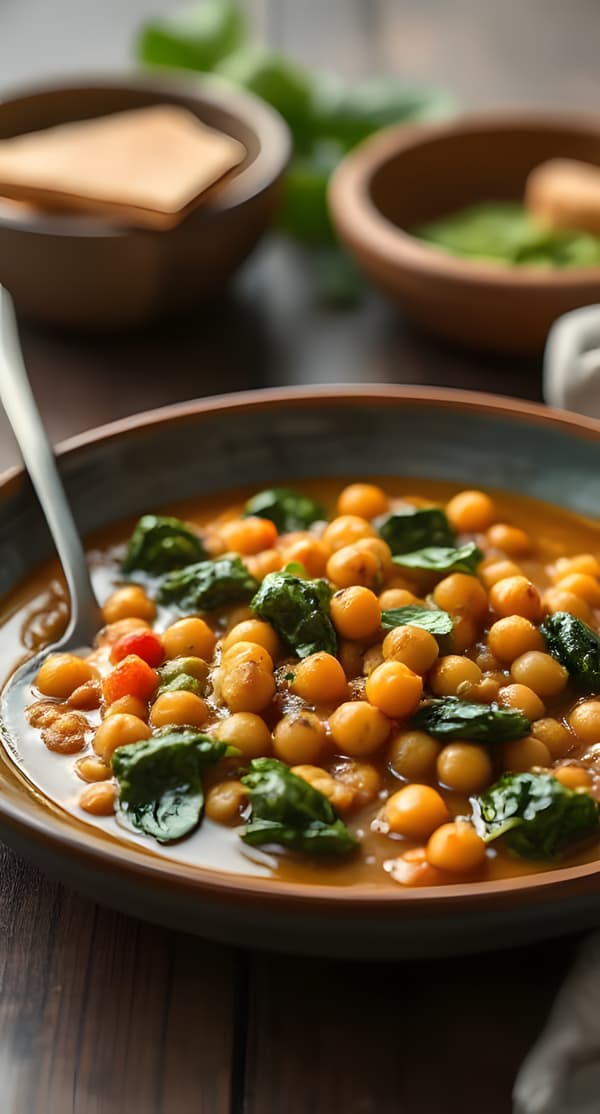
0, 74, 291, 330
0, 386, 599, 959
329, 114, 600, 354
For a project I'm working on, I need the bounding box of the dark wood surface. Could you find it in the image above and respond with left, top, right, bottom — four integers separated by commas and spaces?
1, 2, 598, 1111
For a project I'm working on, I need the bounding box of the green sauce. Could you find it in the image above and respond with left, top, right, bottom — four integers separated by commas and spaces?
414, 201, 600, 267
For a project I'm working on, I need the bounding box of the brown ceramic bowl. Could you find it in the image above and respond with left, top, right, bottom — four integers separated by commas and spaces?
329, 114, 600, 354
0, 74, 291, 330
0, 386, 599, 958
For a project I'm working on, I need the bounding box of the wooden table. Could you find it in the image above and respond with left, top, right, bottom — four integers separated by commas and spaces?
2, 2, 598, 1110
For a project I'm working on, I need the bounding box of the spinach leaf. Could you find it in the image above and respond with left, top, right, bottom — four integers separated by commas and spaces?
412, 697, 530, 743
380, 604, 453, 638
472, 771, 600, 858
251, 570, 336, 658
122, 514, 206, 574
158, 656, 209, 689
540, 611, 600, 693
157, 672, 203, 696
159, 554, 258, 611
112, 729, 234, 843
244, 486, 325, 533
241, 758, 357, 855
392, 542, 483, 576
137, 0, 247, 72
377, 507, 455, 555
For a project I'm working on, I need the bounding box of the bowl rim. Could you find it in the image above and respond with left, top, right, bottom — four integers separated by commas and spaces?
1, 383, 600, 914
329, 110, 600, 288
0, 71, 292, 239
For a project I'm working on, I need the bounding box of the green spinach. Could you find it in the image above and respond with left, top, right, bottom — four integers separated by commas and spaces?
380, 604, 453, 638
241, 758, 357, 855
472, 771, 600, 858
137, 0, 247, 72
122, 514, 206, 575
159, 554, 258, 611
377, 507, 455, 555
251, 570, 336, 658
412, 697, 530, 743
540, 611, 600, 693
392, 542, 483, 576
243, 487, 325, 533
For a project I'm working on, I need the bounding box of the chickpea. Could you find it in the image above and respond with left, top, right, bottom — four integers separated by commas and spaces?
451, 615, 478, 654
329, 701, 390, 756
215, 712, 272, 759
433, 574, 488, 623
326, 545, 382, 590
150, 691, 209, 728
543, 588, 593, 624
220, 516, 278, 554
205, 780, 248, 824
551, 554, 600, 582
104, 694, 148, 720
273, 712, 326, 765
42, 712, 88, 754
338, 639, 364, 679
502, 735, 551, 773
498, 684, 545, 721
290, 652, 348, 706
553, 765, 593, 790
555, 573, 600, 607
531, 718, 573, 760
93, 714, 151, 761
430, 655, 482, 697
384, 784, 449, 841
486, 523, 532, 556
353, 537, 394, 574
333, 759, 382, 805
291, 766, 355, 812
330, 586, 381, 640
95, 617, 150, 647
470, 677, 502, 704
280, 537, 329, 578
221, 642, 274, 672
35, 653, 96, 699
487, 616, 544, 663
510, 651, 568, 698
568, 700, 600, 743
322, 514, 377, 552
337, 483, 388, 519
68, 680, 101, 711
222, 619, 281, 660
365, 661, 423, 718
446, 490, 496, 533
362, 643, 385, 676
102, 585, 156, 624
221, 660, 275, 714
382, 625, 439, 675
162, 617, 216, 661
489, 576, 543, 622
79, 782, 117, 816
378, 588, 421, 610
224, 604, 254, 631
436, 743, 493, 793
426, 821, 487, 873
385, 847, 443, 887
481, 560, 523, 589
245, 547, 284, 580
389, 730, 441, 781
75, 755, 112, 782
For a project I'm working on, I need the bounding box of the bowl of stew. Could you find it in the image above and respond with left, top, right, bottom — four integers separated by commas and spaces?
329, 113, 600, 354
1, 386, 599, 958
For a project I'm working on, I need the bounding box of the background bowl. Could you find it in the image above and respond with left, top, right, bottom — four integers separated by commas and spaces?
0, 74, 291, 330
329, 114, 600, 354
0, 386, 599, 959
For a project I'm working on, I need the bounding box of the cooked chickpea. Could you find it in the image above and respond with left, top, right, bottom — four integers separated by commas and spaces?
222, 619, 281, 660
79, 782, 116, 816
554, 765, 593, 790
487, 616, 544, 663
75, 755, 111, 782
451, 615, 478, 654
543, 588, 593, 623
93, 714, 152, 761
552, 554, 600, 582
386, 847, 443, 887
498, 683, 545, 721
430, 655, 482, 697
338, 638, 364, 679
322, 514, 377, 552
555, 573, 600, 607
337, 483, 388, 520
326, 544, 381, 590
389, 730, 441, 781
568, 700, 600, 743
378, 588, 421, 610
219, 516, 278, 554
362, 643, 384, 675
102, 585, 156, 624
330, 586, 381, 640
104, 694, 148, 720
95, 617, 150, 647
531, 718, 573, 760
333, 759, 382, 805
162, 617, 216, 661
224, 604, 254, 631
245, 547, 284, 580
221, 660, 275, 714
291, 765, 355, 812
35, 653, 95, 699
365, 661, 423, 718
481, 559, 523, 588
42, 711, 88, 754
353, 537, 393, 574
502, 735, 551, 773
280, 537, 329, 577
436, 743, 493, 793
433, 574, 488, 622
273, 712, 326, 765
150, 691, 209, 728
426, 821, 487, 873
510, 651, 568, 698
489, 576, 543, 622
290, 652, 348, 705
204, 780, 248, 823
329, 701, 390, 756
215, 712, 272, 759
384, 784, 449, 841
382, 625, 439, 675
446, 490, 496, 533
221, 642, 274, 672
486, 523, 532, 556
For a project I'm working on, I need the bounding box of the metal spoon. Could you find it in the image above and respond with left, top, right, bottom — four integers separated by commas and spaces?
0, 286, 102, 749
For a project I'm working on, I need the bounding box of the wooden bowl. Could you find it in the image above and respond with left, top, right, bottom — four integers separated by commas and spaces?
0, 74, 291, 330
0, 386, 599, 958
329, 114, 600, 354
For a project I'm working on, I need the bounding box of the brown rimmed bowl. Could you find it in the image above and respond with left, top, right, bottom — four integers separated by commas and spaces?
0, 385, 599, 959
0, 74, 291, 330
329, 114, 600, 354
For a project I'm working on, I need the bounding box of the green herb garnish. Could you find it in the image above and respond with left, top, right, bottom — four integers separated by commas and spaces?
380, 604, 453, 638
377, 507, 455, 555
122, 514, 206, 575
159, 554, 258, 612
412, 697, 530, 743
472, 771, 600, 858
241, 758, 357, 855
251, 570, 336, 658
243, 487, 325, 533
392, 542, 483, 576
540, 611, 600, 693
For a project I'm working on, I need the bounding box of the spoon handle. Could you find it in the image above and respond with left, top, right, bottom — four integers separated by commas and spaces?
0, 286, 100, 642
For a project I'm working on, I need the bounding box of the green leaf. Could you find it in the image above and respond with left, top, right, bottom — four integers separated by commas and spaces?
251, 570, 336, 658
377, 507, 455, 555
277, 142, 342, 245
412, 697, 530, 743
392, 542, 483, 575
241, 757, 357, 855
136, 0, 247, 72
244, 487, 325, 533
380, 605, 453, 637
159, 554, 258, 611
112, 729, 232, 843
157, 673, 203, 696
314, 74, 457, 149
472, 772, 600, 859
122, 514, 206, 575
540, 611, 600, 693
215, 45, 314, 147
